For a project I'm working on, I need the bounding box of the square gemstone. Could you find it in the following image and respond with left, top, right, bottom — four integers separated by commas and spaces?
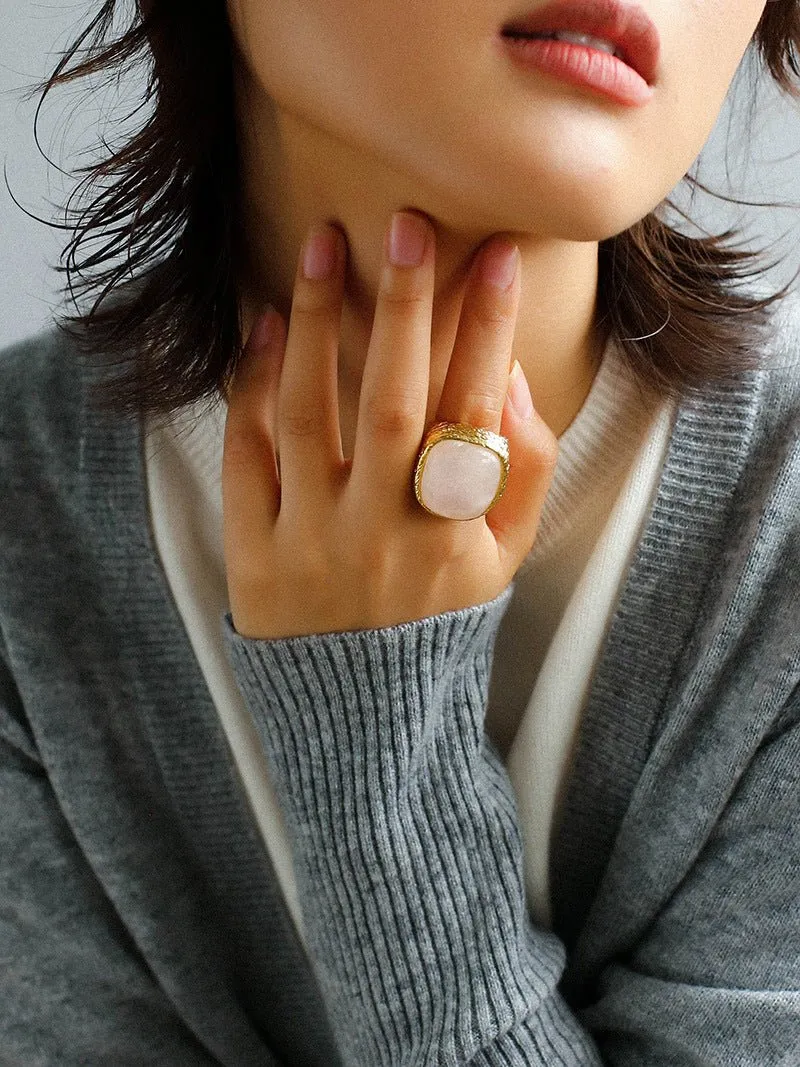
419, 439, 502, 520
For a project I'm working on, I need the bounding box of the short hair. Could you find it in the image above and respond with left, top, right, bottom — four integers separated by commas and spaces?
19, 0, 800, 420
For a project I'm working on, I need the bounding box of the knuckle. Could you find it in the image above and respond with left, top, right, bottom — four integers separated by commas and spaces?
224, 419, 268, 462
379, 275, 429, 314
291, 292, 338, 318
289, 543, 329, 585
280, 406, 326, 439
461, 390, 506, 428
354, 536, 392, 575
363, 397, 420, 438
472, 300, 514, 331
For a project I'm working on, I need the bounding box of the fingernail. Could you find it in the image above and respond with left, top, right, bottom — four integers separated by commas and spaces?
481, 241, 519, 291
303, 226, 338, 280
388, 211, 428, 267
506, 359, 534, 420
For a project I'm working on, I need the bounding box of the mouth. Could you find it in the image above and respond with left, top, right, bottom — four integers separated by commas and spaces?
501, 0, 661, 86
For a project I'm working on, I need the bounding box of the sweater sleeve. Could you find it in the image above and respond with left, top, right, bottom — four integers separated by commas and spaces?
222, 583, 602, 1065
223, 587, 800, 1066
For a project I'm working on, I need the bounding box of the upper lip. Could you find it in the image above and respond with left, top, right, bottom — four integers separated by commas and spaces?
501, 0, 661, 86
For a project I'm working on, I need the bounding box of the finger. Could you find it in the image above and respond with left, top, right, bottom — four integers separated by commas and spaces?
435, 236, 521, 435
222, 309, 286, 567
485, 362, 560, 564
276, 221, 346, 515
349, 210, 434, 506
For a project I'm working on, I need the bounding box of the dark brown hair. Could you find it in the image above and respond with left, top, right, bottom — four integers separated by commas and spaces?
16, 0, 800, 419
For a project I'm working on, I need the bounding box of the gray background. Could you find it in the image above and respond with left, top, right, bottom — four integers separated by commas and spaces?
2, 1, 799, 350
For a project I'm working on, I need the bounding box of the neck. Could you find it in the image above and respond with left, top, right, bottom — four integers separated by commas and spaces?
234, 74, 609, 451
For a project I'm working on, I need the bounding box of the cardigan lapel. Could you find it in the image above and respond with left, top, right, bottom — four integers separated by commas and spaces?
550, 371, 764, 1005
65, 358, 342, 1064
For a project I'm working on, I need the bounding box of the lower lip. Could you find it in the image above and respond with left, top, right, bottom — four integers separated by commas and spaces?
499, 35, 652, 108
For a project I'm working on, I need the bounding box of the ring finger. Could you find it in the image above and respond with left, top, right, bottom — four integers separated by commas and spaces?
435, 236, 521, 434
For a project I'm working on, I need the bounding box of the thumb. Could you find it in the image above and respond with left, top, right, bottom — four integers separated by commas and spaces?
485, 359, 559, 567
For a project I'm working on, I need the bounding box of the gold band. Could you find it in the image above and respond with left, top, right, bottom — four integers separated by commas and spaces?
413, 421, 510, 520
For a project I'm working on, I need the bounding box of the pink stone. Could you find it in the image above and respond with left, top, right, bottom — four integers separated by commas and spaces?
418, 439, 502, 520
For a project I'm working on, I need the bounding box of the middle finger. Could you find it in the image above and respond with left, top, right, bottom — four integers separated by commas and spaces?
349, 210, 435, 502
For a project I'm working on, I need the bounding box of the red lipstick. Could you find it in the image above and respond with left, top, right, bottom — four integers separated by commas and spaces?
499, 0, 661, 108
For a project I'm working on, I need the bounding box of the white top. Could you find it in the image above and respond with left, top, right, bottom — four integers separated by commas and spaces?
143, 333, 675, 948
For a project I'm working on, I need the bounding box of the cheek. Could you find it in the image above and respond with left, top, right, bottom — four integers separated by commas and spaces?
647, 0, 772, 180
227, 0, 373, 119
226, 0, 461, 153
445, 3, 769, 238
648, 6, 763, 183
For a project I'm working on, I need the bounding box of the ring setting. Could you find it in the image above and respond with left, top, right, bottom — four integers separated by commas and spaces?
413, 421, 510, 520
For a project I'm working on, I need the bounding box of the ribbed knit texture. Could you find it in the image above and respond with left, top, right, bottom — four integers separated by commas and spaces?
530, 336, 657, 565
222, 589, 604, 1065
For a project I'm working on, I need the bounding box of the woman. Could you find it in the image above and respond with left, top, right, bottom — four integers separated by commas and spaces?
1, 0, 799, 1062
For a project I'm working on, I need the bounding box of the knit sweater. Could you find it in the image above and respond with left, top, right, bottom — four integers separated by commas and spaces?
144, 331, 672, 941
1, 291, 799, 1066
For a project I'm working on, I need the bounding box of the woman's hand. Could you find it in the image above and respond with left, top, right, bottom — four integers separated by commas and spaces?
222, 211, 559, 640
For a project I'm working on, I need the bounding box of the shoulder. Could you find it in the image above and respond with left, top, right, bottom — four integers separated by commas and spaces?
738, 286, 800, 514
0, 324, 88, 467
0, 321, 84, 397
0, 317, 139, 495
751, 285, 800, 424
674, 286, 800, 499
676, 287, 800, 698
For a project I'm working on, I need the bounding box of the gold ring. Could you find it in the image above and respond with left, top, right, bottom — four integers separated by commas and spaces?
413, 421, 509, 520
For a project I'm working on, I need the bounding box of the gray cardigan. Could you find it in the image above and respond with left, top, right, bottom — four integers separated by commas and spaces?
1, 290, 799, 1066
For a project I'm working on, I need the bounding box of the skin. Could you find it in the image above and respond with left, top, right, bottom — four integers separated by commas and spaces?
221, 0, 771, 639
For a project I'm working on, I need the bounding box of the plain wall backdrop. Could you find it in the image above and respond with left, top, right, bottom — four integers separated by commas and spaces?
2, 0, 800, 351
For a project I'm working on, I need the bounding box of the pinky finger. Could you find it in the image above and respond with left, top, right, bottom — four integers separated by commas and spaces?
222, 308, 286, 562
485, 368, 559, 568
